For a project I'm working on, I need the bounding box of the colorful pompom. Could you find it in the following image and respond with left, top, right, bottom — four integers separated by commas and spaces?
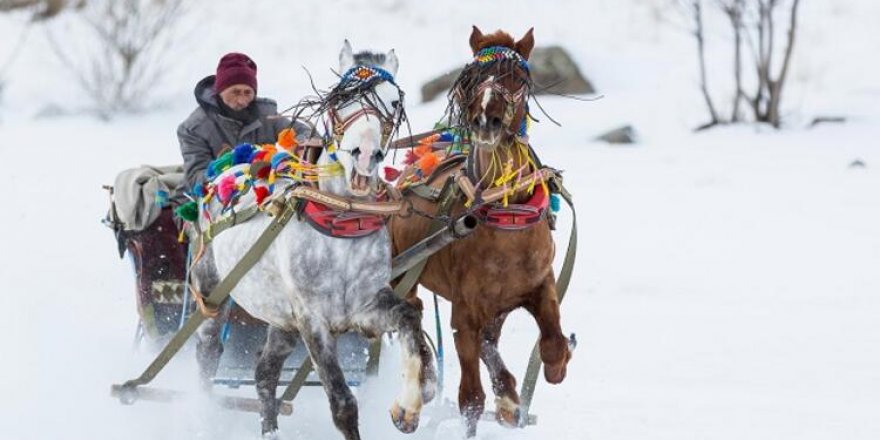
174, 201, 199, 222
207, 152, 234, 179
416, 151, 440, 176
271, 151, 291, 170
251, 161, 271, 180
217, 174, 237, 204
277, 128, 297, 149
253, 186, 270, 205
383, 166, 402, 182
233, 144, 256, 165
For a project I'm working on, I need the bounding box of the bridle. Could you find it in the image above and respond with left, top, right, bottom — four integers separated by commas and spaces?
327, 65, 405, 152
474, 78, 528, 135
453, 46, 532, 138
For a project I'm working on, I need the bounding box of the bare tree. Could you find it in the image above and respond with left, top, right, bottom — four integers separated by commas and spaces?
689, 0, 721, 129
0, 0, 82, 20
742, 0, 801, 127
719, 0, 745, 122
46, 0, 184, 118
678, 0, 802, 129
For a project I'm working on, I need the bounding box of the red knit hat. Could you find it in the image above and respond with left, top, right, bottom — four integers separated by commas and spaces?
214, 52, 258, 93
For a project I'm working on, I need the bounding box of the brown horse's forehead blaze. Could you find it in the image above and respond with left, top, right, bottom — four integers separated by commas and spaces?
465, 65, 528, 121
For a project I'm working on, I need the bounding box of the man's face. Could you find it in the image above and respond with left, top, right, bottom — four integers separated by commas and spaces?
218, 84, 255, 111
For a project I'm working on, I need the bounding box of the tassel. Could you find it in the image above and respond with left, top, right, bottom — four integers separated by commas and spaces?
252, 161, 271, 180
233, 144, 256, 165
254, 186, 270, 205
277, 128, 297, 149
383, 166, 402, 182
416, 151, 440, 176
217, 175, 237, 204
174, 201, 199, 222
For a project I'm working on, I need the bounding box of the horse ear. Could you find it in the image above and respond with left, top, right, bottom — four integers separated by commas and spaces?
339, 39, 355, 72
469, 25, 484, 54
385, 49, 399, 76
515, 27, 535, 60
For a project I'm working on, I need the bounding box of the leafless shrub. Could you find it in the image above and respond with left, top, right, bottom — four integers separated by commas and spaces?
46, 0, 184, 119
0, 0, 83, 20
674, 0, 802, 129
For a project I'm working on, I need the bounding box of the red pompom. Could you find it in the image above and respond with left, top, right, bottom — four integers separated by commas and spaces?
253, 162, 271, 180
254, 186, 270, 205
383, 166, 402, 182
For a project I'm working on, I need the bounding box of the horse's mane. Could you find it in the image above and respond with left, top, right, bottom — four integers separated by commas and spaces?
353, 51, 387, 67
473, 30, 515, 52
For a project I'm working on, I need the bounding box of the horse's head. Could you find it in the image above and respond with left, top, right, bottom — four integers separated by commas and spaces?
454, 26, 534, 151
326, 40, 404, 198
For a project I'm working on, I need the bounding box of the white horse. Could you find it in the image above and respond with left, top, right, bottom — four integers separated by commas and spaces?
191, 41, 436, 440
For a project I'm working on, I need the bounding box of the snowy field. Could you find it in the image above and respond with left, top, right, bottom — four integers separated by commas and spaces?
1, 1, 878, 439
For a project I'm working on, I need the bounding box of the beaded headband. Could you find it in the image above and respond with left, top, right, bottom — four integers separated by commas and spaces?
341, 65, 396, 85
473, 46, 530, 71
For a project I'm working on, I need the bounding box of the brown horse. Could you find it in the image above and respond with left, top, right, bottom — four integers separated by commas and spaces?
389, 26, 573, 437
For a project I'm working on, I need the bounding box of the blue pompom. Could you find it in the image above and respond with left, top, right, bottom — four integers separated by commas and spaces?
233, 144, 256, 165
550, 193, 561, 213
192, 183, 205, 198
271, 151, 291, 169
154, 190, 169, 207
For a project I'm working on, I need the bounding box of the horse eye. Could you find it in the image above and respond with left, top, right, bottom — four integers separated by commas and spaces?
391, 100, 400, 109
352, 147, 361, 157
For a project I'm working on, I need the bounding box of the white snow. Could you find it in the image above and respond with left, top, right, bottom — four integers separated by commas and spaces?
1, 1, 878, 439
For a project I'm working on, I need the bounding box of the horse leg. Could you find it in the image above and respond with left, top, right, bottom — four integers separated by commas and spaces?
195, 313, 226, 390
452, 306, 486, 437
255, 326, 298, 437
355, 287, 436, 433
480, 312, 521, 427
300, 324, 360, 440
191, 246, 227, 390
525, 275, 572, 384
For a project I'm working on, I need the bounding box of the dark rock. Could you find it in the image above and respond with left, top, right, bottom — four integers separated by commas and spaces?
810, 116, 847, 128
421, 69, 462, 103
849, 159, 866, 169
420, 46, 595, 103
595, 125, 637, 144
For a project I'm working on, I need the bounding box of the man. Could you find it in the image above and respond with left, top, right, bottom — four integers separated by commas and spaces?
177, 52, 309, 196
176, 52, 308, 388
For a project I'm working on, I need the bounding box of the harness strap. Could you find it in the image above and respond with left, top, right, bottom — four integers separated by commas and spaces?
517, 175, 577, 425
116, 196, 300, 392
363, 177, 459, 377
388, 128, 448, 150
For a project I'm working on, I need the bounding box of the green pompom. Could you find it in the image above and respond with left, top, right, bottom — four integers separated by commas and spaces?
174, 201, 199, 222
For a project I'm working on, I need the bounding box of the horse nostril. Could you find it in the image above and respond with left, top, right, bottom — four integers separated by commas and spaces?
490, 117, 503, 130
471, 116, 481, 127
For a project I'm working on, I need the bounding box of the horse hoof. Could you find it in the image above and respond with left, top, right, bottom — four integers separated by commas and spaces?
390, 401, 420, 433
261, 429, 281, 440
494, 397, 522, 428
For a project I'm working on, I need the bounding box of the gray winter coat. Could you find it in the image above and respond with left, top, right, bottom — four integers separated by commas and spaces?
177, 75, 311, 194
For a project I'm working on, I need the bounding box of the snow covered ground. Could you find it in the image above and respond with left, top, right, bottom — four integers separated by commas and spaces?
1, 1, 878, 439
